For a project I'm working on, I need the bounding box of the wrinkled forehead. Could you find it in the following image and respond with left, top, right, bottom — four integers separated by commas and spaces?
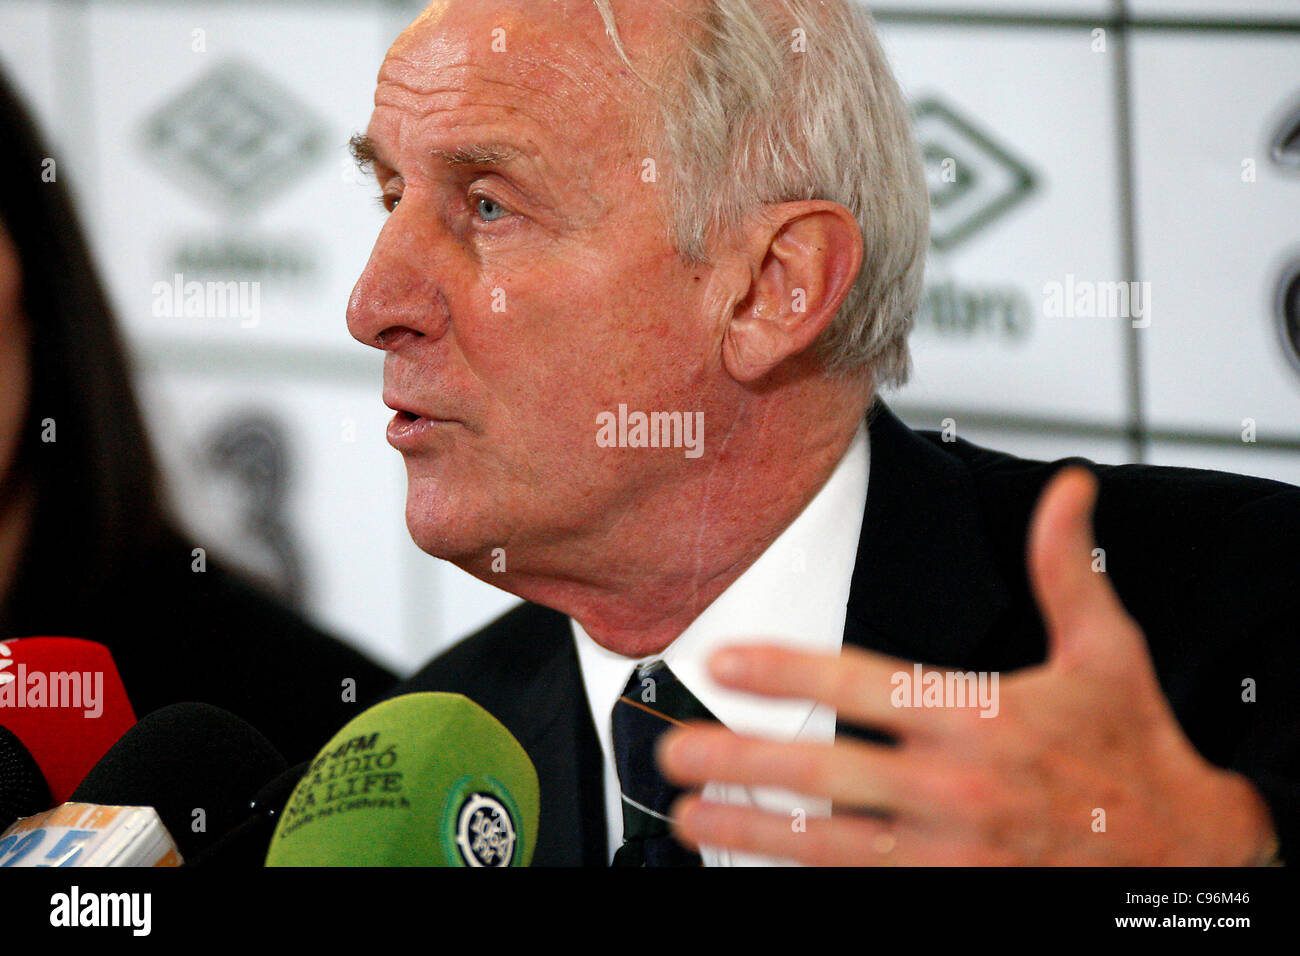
369, 0, 660, 171
383, 0, 635, 105
366, 0, 686, 197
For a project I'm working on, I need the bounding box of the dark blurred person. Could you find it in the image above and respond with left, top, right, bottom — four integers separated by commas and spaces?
0, 66, 394, 762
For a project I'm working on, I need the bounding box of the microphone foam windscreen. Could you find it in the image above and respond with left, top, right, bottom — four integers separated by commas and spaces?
266, 693, 540, 867
71, 702, 286, 859
0, 726, 52, 832
0, 637, 136, 802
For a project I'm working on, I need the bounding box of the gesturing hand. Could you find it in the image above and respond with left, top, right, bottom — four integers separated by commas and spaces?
658, 468, 1278, 865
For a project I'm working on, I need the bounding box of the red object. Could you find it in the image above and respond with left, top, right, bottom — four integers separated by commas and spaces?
0, 637, 136, 803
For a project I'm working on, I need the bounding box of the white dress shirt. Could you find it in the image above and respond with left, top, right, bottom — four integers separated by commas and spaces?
571, 424, 870, 865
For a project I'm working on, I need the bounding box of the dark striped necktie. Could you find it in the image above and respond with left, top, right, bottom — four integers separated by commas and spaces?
611, 659, 718, 867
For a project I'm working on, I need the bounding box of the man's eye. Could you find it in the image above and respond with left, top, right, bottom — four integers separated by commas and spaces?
378, 194, 400, 213
474, 196, 509, 223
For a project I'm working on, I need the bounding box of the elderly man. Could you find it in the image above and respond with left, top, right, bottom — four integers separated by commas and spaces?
346, 0, 1295, 866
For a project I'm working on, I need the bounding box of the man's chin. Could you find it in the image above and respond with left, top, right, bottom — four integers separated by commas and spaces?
403, 487, 496, 565
406, 514, 479, 563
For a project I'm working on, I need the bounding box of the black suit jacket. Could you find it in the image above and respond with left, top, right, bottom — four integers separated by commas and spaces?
393, 400, 1300, 866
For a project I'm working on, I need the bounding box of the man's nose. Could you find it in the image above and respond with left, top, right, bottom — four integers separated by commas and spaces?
346, 215, 452, 351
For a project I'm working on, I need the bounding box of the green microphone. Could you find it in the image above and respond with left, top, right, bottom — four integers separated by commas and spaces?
265, 693, 539, 867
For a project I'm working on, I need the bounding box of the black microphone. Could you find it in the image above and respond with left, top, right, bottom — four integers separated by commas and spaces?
188, 761, 309, 868
70, 702, 287, 861
0, 726, 51, 832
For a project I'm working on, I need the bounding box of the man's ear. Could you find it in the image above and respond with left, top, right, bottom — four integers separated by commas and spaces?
720, 201, 863, 383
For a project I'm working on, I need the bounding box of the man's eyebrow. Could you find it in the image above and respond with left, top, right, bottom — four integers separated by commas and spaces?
348, 132, 382, 172
347, 134, 545, 201
430, 143, 523, 168
348, 135, 526, 174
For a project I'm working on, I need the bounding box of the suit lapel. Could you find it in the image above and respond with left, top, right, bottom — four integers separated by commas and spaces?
526, 629, 608, 867
844, 399, 1010, 667
479, 607, 608, 867
836, 400, 1010, 746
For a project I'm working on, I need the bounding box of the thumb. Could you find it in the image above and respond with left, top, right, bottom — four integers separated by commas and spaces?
1027, 466, 1137, 671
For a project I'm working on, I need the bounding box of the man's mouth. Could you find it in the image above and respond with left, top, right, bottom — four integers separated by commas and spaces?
388, 410, 451, 450
384, 396, 465, 451
384, 396, 441, 424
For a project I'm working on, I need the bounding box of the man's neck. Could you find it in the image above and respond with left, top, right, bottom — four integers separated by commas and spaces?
467, 388, 871, 658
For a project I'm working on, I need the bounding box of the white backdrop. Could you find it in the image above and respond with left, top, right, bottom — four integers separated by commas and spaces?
1, 0, 1297, 674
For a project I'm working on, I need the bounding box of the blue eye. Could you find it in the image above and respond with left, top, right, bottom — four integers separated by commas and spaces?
475, 196, 508, 223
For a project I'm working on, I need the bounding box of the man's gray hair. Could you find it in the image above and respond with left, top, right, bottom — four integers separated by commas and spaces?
592, 0, 929, 386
